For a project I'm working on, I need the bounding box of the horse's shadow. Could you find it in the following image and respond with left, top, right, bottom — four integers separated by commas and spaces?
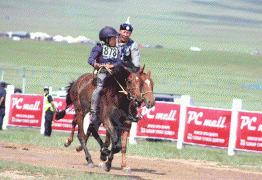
76, 162, 165, 175
110, 166, 166, 176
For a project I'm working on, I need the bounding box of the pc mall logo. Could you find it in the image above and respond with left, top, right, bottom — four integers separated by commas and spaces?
11, 97, 41, 111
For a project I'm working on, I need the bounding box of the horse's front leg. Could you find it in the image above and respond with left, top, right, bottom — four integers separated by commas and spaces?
103, 118, 120, 172
99, 130, 111, 169
64, 116, 77, 147
121, 121, 132, 173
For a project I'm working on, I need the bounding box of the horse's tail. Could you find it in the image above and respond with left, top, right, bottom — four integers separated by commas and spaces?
55, 81, 75, 120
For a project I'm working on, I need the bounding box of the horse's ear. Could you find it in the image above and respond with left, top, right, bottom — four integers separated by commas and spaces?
147, 69, 151, 76
139, 65, 145, 74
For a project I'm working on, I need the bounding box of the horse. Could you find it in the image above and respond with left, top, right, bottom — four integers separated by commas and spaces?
101, 68, 155, 172
57, 66, 155, 172
55, 65, 144, 172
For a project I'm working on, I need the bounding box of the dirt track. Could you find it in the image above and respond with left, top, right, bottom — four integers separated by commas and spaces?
1, 142, 262, 180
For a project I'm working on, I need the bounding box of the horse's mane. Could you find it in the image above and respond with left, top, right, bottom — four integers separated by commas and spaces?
104, 66, 131, 92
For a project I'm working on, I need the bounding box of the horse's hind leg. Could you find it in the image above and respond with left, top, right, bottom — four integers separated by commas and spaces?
76, 110, 94, 167
64, 116, 77, 147
76, 121, 106, 152
76, 131, 91, 152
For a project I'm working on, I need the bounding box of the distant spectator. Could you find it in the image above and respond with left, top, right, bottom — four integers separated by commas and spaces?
43, 87, 56, 136
14, 88, 22, 94
0, 82, 7, 130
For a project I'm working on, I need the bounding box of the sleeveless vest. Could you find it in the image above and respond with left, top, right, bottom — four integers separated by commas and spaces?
44, 94, 54, 112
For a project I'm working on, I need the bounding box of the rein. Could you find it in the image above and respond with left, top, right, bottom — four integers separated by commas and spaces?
96, 66, 128, 95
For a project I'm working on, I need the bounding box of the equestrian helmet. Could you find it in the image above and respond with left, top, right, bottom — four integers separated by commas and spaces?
99, 26, 120, 42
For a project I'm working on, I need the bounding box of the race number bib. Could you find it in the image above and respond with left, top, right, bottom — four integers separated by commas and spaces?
102, 46, 118, 58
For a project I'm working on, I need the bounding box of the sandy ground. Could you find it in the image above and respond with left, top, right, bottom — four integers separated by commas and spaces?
0, 141, 262, 180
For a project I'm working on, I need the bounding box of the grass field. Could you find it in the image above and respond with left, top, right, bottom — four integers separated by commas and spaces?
1, 1, 262, 178
1, 0, 262, 111
0, 159, 130, 180
1, 127, 262, 173
1, 37, 262, 111
1, 0, 262, 53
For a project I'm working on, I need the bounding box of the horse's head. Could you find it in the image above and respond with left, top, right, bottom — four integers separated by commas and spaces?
125, 71, 143, 106
139, 66, 155, 109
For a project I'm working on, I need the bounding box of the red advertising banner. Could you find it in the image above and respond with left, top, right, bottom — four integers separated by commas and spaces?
184, 107, 232, 148
136, 102, 180, 140
52, 98, 106, 135
236, 111, 262, 151
8, 94, 44, 128
52, 98, 77, 132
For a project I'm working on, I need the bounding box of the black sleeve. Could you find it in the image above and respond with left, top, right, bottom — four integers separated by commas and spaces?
47, 95, 53, 103
123, 61, 139, 72
88, 44, 102, 66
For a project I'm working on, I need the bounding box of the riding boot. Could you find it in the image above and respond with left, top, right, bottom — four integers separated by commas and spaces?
90, 87, 102, 122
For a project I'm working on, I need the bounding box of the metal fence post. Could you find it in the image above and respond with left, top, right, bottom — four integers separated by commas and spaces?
22, 68, 26, 94
1, 68, 3, 81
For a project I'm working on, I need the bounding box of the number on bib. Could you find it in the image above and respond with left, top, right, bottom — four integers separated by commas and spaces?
102, 46, 118, 58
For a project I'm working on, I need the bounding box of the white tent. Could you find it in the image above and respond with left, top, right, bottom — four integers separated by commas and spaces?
53, 35, 64, 42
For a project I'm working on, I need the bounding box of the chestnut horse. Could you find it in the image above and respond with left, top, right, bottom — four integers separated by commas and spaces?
56, 65, 144, 172
101, 68, 155, 172
58, 67, 155, 172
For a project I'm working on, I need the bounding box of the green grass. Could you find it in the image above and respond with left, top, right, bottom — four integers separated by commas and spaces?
0, 159, 132, 180
1, 127, 262, 173
1, 0, 262, 177
1, 38, 262, 111
1, 0, 262, 111
1, 0, 262, 53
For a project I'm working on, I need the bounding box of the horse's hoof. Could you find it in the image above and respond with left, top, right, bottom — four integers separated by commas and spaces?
105, 167, 110, 172
76, 145, 83, 152
100, 154, 107, 162
100, 148, 110, 161
105, 163, 111, 172
64, 139, 72, 147
101, 148, 111, 156
99, 162, 106, 169
113, 145, 122, 154
87, 163, 95, 168
122, 167, 132, 173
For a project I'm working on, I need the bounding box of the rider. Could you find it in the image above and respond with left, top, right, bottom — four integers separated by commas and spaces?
118, 17, 141, 122
118, 17, 140, 73
88, 26, 122, 122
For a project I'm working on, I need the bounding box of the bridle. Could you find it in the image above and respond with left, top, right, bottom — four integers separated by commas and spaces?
141, 91, 153, 97
125, 76, 142, 102
140, 76, 154, 101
